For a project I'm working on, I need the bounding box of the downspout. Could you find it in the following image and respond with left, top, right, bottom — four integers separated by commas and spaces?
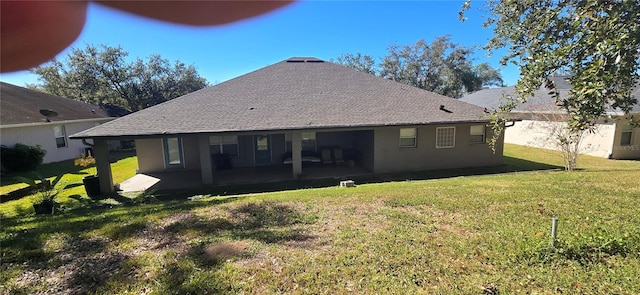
504, 120, 516, 128
82, 138, 94, 147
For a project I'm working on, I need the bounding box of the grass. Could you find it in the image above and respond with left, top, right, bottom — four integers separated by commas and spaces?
0, 151, 137, 217
1, 145, 639, 294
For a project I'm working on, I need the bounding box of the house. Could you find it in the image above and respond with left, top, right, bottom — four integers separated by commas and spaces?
70, 57, 504, 194
460, 77, 640, 159
0, 82, 117, 163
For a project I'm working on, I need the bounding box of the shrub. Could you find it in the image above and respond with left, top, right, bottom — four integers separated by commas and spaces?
0, 143, 46, 173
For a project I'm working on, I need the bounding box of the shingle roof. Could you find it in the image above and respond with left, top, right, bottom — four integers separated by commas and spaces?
461, 79, 640, 114
1, 82, 114, 125
72, 57, 489, 138
460, 86, 568, 113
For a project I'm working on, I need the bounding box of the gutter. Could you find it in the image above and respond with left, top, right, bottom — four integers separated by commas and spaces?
0, 117, 114, 129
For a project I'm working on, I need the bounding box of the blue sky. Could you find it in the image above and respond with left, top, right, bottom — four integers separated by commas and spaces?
0, 0, 519, 87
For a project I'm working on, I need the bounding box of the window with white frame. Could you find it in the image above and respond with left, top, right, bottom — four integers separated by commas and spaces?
469, 125, 486, 144
209, 135, 238, 156
53, 126, 66, 148
285, 132, 317, 151
399, 128, 417, 148
620, 124, 633, 146
436, 126, 455, 148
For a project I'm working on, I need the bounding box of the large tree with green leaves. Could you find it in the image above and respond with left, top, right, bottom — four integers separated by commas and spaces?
462, 0, 640, 132
335, 36, 503, 98
30, 44, 208, 111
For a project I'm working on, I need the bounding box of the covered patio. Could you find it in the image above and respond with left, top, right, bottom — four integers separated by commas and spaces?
118, 164, 371, 193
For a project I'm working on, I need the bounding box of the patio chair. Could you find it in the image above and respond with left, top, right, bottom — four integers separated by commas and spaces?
333, 147, 345, 165
321, 148, 333, 165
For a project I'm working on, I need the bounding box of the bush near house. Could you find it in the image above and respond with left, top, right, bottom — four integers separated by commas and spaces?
0, 143, 46, 173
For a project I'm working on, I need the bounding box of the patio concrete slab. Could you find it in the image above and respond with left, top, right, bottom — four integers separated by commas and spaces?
117, 165, 372, 193
118, 174, 160, 193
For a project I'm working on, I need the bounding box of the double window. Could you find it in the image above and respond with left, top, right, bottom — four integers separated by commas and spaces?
399, 128, 417, 148
54, 126, 66, 148
436, 127, 456, 148
210, 135, 239, 156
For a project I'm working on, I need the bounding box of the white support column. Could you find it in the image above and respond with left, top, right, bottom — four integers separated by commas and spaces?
94, 138, 114, 194
291, 131, 303, 178
199, 135, 213, 185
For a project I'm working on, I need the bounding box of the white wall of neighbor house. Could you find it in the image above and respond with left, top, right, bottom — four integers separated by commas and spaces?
504, 120, 618, 158
372, 123, 503, 173
610, 118, 640, 159
1, 121, 108, 163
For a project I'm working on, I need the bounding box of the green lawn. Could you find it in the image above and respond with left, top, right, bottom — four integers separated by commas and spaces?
1, 145, 639, 294
0, 151, 137, 217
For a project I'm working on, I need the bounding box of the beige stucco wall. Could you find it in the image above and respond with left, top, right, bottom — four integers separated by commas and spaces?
136, 136, 201, 173
134, 124, 504, 176
1, 121, 108, 163
610, 119, 640, 159
135, 138, 164, 173
372, 124, 503, 173
505, 120, 619, 158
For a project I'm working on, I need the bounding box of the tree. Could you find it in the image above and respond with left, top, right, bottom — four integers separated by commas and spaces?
461, 0, 640, 136
335, 36, 503, 98
334, 53, 377, 75
30, 44, 208, 111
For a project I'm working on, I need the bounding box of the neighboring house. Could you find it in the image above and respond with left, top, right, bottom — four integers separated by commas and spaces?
461, 76, 640, 159
71, 57, 504, 194
0, 82, 116, 163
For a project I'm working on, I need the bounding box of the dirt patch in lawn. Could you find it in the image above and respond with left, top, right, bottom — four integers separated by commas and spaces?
203, 240, 251, 262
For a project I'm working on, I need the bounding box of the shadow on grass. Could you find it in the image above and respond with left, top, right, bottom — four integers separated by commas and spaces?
519, 235, 640, 267
0, 197, 313, 294
0, 151, 135, 187
148, 155, 563, 199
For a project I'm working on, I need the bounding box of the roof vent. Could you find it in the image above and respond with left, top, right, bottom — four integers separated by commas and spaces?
286, 57, 324, 63
439, 105, 452, 113
39, 109, 58, 122
286, 58, 305, 63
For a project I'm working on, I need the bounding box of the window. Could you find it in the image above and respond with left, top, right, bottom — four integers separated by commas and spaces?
470, 125, 486, 144
286, 132, 317, 151
399, 128, 417, 148
210, 135, 239, 156
53, 126, 66, 148
620, 124, 633, 146
163, 137, 183, 168
436, 127, 456, 148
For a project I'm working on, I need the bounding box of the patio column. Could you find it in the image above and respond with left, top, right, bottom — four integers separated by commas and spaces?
94, 138, 114, 194
198, 135, 213, 185
291, 131, 303, 178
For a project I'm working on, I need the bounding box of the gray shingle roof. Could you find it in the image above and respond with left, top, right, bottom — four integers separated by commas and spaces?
461, 79, 640, 114
460, 86, 568, 113
72, 57, 489, 139
1, 82, 114, 125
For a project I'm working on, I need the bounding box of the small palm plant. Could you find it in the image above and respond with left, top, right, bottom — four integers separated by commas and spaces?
32, 185, 57, 214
